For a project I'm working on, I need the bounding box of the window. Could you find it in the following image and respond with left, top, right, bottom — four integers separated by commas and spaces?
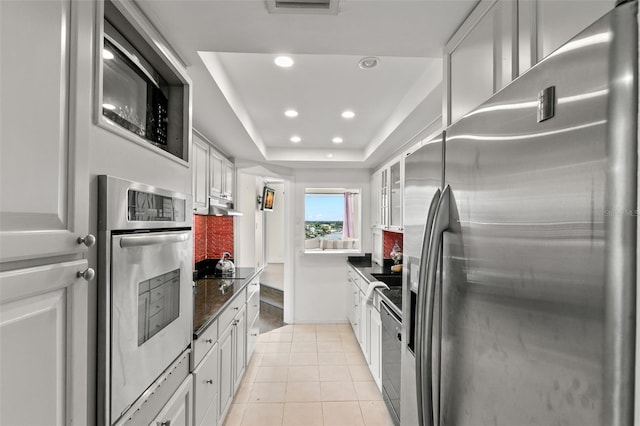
304, 188, 361, 252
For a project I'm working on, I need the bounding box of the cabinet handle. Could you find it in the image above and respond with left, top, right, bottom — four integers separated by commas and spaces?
233, 306, 239, 311
206, 379, 214, 384
77, 268, 96, 281
157, 422, 171, 426
205, 339, 213, 344
77, 234, 96, 248
251, 333, 258, 337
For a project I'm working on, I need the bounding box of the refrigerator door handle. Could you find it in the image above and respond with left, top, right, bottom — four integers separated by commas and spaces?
418, 185, 451, 426
415, 187, 442, 426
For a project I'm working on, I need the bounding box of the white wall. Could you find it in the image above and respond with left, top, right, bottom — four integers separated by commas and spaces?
292, 168, 371, 323
236, 172, 261, 268
266, 183, 285, 263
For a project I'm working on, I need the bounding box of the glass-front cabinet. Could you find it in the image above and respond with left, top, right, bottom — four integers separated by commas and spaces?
388, 160, 402, 231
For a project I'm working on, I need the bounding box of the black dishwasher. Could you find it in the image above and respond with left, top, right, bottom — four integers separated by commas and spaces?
381, 300, 402, 426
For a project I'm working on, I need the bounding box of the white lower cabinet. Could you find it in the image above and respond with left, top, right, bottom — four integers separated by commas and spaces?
151, 374, 193, 426
347, 265, 383, 391
246, 283, 260, 360
193, 341, 219, 426
368, 305, 382, 390
218, 304, 247, 423
233, 305, 247, 389
0, 260, 89, 426
218, 322, 234, 422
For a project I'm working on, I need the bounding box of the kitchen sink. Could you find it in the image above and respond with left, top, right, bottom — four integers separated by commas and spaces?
371, 273, 402, 287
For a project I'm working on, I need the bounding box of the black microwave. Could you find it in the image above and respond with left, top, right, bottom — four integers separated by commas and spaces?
102, 23, 168, 147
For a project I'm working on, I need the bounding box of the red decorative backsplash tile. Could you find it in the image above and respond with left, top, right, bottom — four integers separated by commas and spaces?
193, 215, 235, 265
206, 216, 234, 259
383, 231, 403, 259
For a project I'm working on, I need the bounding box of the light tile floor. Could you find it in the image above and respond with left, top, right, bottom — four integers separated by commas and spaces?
222, 323, 395, 426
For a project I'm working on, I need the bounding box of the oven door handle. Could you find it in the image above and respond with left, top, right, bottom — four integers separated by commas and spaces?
119, 232, 190, 248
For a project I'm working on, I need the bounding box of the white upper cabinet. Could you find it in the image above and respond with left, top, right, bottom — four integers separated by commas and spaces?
527, 0, 611, 65
388, 160, 403, 232
192, 134, 210, 211
445, 0, 612, 127
210, 150, 224, 196
0, 0, 91, 263
223, 158, 234, 201
445, 0, 516, 126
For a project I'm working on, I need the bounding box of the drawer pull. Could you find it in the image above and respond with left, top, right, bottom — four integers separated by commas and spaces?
206, 379, 214, 384
205, 339, 213, 344
233, 306, 239, 311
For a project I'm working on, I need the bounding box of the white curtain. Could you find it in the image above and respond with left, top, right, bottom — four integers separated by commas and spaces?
344, 192, 355, 238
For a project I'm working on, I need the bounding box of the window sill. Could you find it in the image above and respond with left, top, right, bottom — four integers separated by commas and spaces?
303, 249, 363, 255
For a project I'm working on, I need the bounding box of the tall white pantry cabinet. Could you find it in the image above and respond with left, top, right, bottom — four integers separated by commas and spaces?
0, 0, 94, 424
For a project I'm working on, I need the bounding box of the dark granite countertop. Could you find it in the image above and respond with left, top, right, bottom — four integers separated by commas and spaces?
193, 266, 261, 339
347, 254, 403, 318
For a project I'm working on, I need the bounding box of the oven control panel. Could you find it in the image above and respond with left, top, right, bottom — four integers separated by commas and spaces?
127, 189, 186, 222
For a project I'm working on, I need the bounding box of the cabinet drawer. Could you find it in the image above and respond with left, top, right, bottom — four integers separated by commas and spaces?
247, 276, 260, 299
247, 316, 259, 361
193, 341, 218, 426
247, 289, 260, 325
193, 318, 218, 368
218, 289, 246, 334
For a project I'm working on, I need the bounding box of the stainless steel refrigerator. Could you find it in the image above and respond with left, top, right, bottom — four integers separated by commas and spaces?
402, 2, 637, 425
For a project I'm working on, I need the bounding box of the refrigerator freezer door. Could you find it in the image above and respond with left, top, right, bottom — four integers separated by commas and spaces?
440, 4, 636, 426
401, 134, 443, 426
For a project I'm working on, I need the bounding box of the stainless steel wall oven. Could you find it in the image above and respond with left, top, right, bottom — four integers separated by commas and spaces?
98, 175, 192, 425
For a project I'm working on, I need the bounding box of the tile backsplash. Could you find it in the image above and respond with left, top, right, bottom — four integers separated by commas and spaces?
193, 215, 234, 265
383, 231, 403, 259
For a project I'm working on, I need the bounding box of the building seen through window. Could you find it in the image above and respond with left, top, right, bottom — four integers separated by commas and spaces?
304, 188, 361, 252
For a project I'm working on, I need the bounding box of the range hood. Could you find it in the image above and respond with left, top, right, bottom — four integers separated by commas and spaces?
208, 197, 243, 216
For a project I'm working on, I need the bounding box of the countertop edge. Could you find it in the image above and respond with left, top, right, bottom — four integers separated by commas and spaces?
193, 267, 263, 339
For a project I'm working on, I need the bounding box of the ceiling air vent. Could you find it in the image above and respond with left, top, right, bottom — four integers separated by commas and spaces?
266, 0, 339, 15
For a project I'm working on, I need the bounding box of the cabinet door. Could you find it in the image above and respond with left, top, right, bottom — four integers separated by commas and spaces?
389, 161, 402, 230
370, 172, 381, 228
218, 324, 234, 422
233, 305, 247, 390
0, 260, 90, 425
151, 374, 193, 426
535, 0, 610, 62
0, 0, 90, 262
380, 169, 389, 228
223, 159, 234, 200
210, 150, 224, 196
369, 308, 382, 390
192, 135, 209, 210
360, 291, 368, 360
372, 228, 383, 267
194, 341, 218, 426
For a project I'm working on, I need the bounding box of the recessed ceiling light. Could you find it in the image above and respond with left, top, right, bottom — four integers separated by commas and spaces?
332, 137, 343, 144
327, 153, 333, 158
358, 56, 379, 70
284, 109, 298, 117
103, 49, 114, 60
274, 56, 294, 67
341, 110, 355, 119
290, 136, 301, 143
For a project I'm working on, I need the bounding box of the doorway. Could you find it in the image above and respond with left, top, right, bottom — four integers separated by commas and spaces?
259, 181, 285, 332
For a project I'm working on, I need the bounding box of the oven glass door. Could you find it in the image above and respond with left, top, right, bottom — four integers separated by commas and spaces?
110, 230, 192, 420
